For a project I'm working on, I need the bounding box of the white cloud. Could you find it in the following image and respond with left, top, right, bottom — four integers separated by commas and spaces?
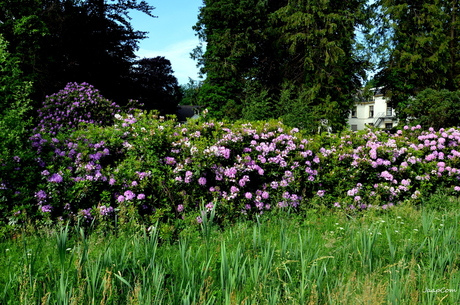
136, 39, 202, 85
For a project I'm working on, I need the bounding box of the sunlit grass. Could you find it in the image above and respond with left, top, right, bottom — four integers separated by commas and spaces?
1, 196, 459, 304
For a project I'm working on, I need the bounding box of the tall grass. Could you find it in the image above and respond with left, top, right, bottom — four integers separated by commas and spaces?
1, 198, 459, 304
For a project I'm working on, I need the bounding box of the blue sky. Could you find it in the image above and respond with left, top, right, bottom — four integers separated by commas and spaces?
129, 0, 204, 85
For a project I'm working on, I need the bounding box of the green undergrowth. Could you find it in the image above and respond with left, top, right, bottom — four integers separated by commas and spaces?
1, 194, 459, 304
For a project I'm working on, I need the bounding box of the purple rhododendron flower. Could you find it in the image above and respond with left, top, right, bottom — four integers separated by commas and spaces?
35, 190, 47, 200
261, 191, 269, 199
82, 208, 93, 220
100, 206, 114, 216
198, 177, 207, 185
165, 157, 176, 165
124, 190, 135, 201
380, 171, 393, 181
41, 205, 52, 213
137, 193, 145, 200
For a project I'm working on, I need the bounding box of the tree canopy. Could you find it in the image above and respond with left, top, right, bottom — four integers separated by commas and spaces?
370, 0, 460, 116
0, 0, 180, 113
193, 0, 369, 131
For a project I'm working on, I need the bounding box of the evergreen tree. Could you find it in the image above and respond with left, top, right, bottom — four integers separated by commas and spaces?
130, 57, 182, 115
272, 0, 368, 131
371, 0, 460, 116
194, 0, 368, 131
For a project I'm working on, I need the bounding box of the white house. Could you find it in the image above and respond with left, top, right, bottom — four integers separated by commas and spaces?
347, 87, 398, 131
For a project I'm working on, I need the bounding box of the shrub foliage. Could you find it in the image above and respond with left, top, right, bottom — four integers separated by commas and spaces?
2, 82, 460, 234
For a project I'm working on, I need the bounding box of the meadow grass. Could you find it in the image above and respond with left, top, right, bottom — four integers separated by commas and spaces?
1, 195, 459, 304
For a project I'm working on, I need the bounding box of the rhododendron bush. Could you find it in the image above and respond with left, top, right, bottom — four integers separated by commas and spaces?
12, 115, 460, 226
2, 85, 460, 229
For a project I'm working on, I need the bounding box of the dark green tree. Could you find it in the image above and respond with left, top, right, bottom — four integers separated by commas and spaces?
179, 78, 203, 106
0, 0, 156, 105
403, 89, 460, 129
0, 34, 38, 220
193, 0, 284, 119
194, 0, 369, 131
271, 0, 368, 131
371, 0, 460, 116
130, 57, 182, 115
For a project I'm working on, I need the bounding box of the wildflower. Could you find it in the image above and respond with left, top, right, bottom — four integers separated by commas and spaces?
333, 202, 341, 208
317, 190, 325, 197
245, 192, 253, 199
454, 186, 460, 192
117, 195, 125, 203
177, 204, 184, 212
109, 178, 116, 185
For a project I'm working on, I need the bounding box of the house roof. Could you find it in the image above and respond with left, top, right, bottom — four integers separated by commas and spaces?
176, 105, 203, 122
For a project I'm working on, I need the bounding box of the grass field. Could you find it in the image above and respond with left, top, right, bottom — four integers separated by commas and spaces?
1, 194, 459, 304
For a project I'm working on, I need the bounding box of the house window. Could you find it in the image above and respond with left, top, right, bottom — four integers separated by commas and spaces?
386, 106, 392, 116
351, 124, 358, 131
351, 107, 357, 118
369, 105, 374, 118
385, 123, 393, 129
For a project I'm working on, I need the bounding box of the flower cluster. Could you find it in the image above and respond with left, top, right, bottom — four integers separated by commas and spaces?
22, 101, 460, 226
34, 82, 122, 135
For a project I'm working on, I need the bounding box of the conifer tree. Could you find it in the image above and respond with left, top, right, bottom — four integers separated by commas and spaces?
194, 0, 368, 131
371, 0, 460, 115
